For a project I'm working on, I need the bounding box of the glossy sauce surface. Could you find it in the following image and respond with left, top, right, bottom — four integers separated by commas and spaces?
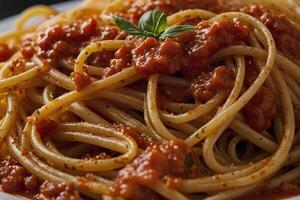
110, 140, 200, 200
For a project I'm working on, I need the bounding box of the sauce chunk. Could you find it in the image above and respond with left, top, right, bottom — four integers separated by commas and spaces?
243, 86, 276, 132
0, 44, 15, 62
133, 37, 182, 75
0, 156, 38, 194
35, 181, 83, 200
190, 66, 234, 103
241, 5, 300, 59
178, 19, 249, 78
111, 140, 199, 199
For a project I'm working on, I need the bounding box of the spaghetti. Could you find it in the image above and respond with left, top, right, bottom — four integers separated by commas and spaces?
0, 0, 300, 199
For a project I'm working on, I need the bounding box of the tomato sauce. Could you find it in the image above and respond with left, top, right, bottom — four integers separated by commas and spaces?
126, 0, 300, 59
240, 5, 300, 59
74, 72, 92, 91
190, 66, 234, 103
104, 18, 249, 105
36, 18, 98, 61
0, 44, 15, 62
243, 86, 277, 132
11, 59, 26, 74
0, 156, 38, 194
240, 58, 277, 132
107, 2, 290, 132
35, 181, 83, 200
133, 37, 182, 75
0, 156, 85, 199
177, 19, 249, 79
20, 39, 36, 59
102, 44, 133, 78
27, 116, 57, 137
21, 18, 125, 66
20, 1, 297, 133
19, 17, 127, 91
87, 51, 115, 68
115, 124, 156, 149
110, 140, 200, 200
103, 36, 183, 77
35, 118, 57, 137
3, 2, 300, 200
244, 183, 300, 200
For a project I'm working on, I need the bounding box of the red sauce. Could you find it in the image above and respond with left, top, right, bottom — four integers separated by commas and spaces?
37, 25, 64, 53
20, 39, 36, 59
87, 51, 115, 67
126, 0, 300, 60
107, 5, 283, 132
240, 5, 300, 59
244, 183, 300, 200
104, 19, 247, 76
110, 140, 200, 199
27, 117, 57, 137
35, 181, 83, 200
0, 44, 15, 62
115, 124, 156, 149
0, 156, 38, 194
190, 66, 234, 103
0, 156, 84, 199
74, 72, 92, 91
37, 18, 97, 51
17, 18, 126, 91
133, 37, 182, 75
103, 44, 133, 78
21, 18, 124, 66
174, 19, 248, 104
243, 86, 277, 132
36, 18, 97, 64
240, 58, 277, 132
177, 19, 249, 79
11, 59, 26, 74
104, 37, 183, 77
104, 19, 248, 105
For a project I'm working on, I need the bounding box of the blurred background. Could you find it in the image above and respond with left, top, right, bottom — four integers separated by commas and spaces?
0, 0, 71, 20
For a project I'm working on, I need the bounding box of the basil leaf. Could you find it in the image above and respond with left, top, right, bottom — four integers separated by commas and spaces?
113, 16, 145, 37
112, 10, 194, 41
138, 9, 167, 35
159, 25, 194, 40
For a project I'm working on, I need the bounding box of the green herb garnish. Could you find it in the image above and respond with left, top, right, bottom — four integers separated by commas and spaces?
112, 9, 193, 41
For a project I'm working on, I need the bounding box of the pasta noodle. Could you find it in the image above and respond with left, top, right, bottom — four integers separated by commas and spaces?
0, 0, 300, 199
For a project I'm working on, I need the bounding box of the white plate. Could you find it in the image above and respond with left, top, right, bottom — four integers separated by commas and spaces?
0, 1, 299, 200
